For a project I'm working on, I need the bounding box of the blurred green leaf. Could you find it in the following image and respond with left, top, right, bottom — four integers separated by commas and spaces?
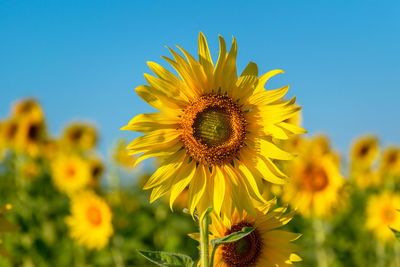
390, 227, 400, 240
137, 250, 194, 267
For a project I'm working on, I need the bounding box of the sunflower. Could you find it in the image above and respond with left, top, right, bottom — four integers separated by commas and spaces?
366, 191, 400, 244
0, 119, 19, 150
14, 116, 46, 157
352, 168, 381, 189
11, 98, 44, 121
351, 136, 379, 169
380, 147, 400, 177
192, 207, 301, 267
51, 153, 91, 195
66, 190, 113, 250
112, 139, 136, 168
282, 136, 344, 218
122, 33, 305, 218
62, 123, 97, 151
88, 157, 104, 187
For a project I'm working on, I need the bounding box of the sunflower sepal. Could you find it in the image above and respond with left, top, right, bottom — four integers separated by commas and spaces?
183, 208, 200, 222
137, 250, 195, 267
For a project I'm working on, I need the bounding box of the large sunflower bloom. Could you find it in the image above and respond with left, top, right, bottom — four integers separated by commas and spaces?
366, 191, 400, 244
282, 136, 344, 218
66, 190, 113, 250
192, 207, 301, 266
122, 33, 305, 218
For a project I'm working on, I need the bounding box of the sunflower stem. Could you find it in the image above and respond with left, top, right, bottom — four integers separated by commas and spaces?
200, 212, 210, 267
210, 244, 217, 267
394, 242, 400, 267
375, 241, 385, 267
313, 218, 328, 267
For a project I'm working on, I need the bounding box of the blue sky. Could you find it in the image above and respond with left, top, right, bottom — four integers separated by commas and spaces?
1, 0, 399, 160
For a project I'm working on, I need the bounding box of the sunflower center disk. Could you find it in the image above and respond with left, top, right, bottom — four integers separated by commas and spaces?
222, 222, 262, 267
87, 206, 102, 226
303, 164, 329, 192
194, 108, 232, 147
180, 94, 247, 166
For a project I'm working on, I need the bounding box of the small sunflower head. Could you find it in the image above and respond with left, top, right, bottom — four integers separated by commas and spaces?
12, 98, 44, 121
66, 190, 113, 250
380, 147, 400, 176
62, 123, 98, 151
366, 192, 400, 244
351, 136, 379, 168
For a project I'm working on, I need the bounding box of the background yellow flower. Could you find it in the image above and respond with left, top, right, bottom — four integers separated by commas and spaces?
282, 136, 345, 218
66, 190, 113, 250
366, 191, 400, 244
51, 154, 91, 195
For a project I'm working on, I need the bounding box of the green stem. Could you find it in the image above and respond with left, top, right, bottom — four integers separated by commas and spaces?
200, 213, 210, 267
394, 242, 400, 267
313, 218, 328, 267
375, 241, 384, 267
210, 244, 217, 267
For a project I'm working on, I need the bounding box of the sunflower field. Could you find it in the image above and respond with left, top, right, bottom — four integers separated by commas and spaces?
1, 30, 400, 267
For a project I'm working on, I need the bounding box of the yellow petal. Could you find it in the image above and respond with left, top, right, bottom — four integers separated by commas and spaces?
259, 139, 294, 160
213, 167, 226, 215
169, 163, 196, 210
235, 62, 258, 101
254, 69, 285, 94
121, 113, 179, 133
126, 130, 179, 154
198, 32, 214, 81
213, 35, 227, 91
143, 150, 186, 189
188, 166, 207, 216
135, 85, 184, 111
253, 85, 289, 106
278, 121, 307, 134
133, 142, 181, 167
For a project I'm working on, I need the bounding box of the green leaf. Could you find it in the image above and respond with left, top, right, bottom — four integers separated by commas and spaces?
390, 227, 400, 241
137, 250, 194, 267
211, 227, 255, 247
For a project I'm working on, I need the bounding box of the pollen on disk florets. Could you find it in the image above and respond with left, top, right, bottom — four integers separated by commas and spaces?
180, 94, 247, 166
222, 222, 263, 267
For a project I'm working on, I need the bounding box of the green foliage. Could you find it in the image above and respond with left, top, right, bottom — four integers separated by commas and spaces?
137, 250, 195, 267
390, 228, 400, 241
0, 151, 198, 266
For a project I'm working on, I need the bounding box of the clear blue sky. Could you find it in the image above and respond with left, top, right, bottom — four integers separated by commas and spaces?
1, 0, 399, 159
